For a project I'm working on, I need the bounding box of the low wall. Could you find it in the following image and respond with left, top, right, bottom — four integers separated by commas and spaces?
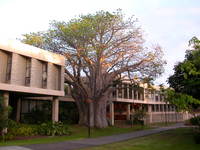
145, 112, 190, 124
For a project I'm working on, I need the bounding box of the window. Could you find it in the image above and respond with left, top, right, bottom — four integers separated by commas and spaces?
6, 53, 12, 82
138, 92, 141, 100
129, 85, 132, 99
152, 105, 155, 112
160, 105, 163, 112
112, 85, 117, 98
156, 105, 159, 112
123, 84, 128, 99
118, 84, 122, 98
134, 90, 137, 100
25, 57, 31, 86
42, 62, 48, 88
155, 96, 159, 101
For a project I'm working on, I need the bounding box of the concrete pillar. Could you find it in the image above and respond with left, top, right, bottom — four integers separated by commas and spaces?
153, 91, 156, 101
126, 104, 131, 120
52, 97, 59, 122
122, 84, 124, 99
110, 101, 114, 126
136, 90, 138, 100
158, 104, 160, 112
148, 104, 152, 124
16, 98, 21, 122
127, 85, 129, 99
2, 92, 9, 134
116, 85, 118, 98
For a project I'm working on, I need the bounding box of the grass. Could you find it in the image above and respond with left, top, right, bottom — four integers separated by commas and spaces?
0, 124, 150, 146
81, 128, 200, 150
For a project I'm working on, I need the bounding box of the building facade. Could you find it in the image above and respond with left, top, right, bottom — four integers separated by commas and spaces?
108, 81, 189, 125
0, 40, 189, 125
0, 40, 65, 122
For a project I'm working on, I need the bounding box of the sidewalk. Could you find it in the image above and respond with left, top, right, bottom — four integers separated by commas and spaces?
0, 123, 186, 150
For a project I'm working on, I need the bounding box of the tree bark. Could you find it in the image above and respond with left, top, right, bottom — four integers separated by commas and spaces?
74, 97, 109, 128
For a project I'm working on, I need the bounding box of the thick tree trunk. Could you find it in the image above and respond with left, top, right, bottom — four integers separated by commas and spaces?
75, 98, 109, 128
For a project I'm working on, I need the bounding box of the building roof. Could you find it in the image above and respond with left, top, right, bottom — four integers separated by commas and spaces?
0, 39, 65, 66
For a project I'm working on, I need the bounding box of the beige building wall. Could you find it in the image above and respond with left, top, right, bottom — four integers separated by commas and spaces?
11, 54, 27, 86
30, 58, 43, 88
0, 50, 9, 83
47, 63, 62, 90
0, 40, 65, 97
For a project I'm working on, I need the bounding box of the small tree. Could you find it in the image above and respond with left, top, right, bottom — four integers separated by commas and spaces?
0, 94, 11, 141
165, 89, 200, 116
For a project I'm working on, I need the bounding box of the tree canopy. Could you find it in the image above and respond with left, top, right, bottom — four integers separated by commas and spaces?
21, 10, 165, 128
165, 89, 200, 114
168, 37, 200, 100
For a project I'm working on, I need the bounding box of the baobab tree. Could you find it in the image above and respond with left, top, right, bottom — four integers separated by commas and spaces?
22, 10, 165, 128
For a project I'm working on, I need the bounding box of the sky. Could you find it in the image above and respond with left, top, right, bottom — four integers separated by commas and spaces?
0, 0, 200, 85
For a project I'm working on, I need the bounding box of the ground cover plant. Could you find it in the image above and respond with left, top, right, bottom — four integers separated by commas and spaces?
0, 120, 70, 142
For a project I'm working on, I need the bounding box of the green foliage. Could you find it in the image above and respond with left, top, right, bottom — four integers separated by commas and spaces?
130, 109, 147, 125
165, 89, 200, 113
38, 121, 69, 136
168, 37, 200, 100
7, 119, 20, 129
0, 94, 12, 140
9, 124, 38, 137
0, 120, 70, 141
190, 116, 200, 126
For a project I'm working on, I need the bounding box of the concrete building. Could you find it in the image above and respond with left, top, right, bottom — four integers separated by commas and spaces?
107, 80, 189, 125
0, 40, 189, 125
0, 40, 65, 122
59, 81, 190, 125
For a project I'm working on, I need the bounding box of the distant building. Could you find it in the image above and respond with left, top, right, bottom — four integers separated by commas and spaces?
62, 81, 190, 125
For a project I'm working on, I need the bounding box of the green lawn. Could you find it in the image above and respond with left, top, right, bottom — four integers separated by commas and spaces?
81, 128, 200, 150
0, 124, 150, 146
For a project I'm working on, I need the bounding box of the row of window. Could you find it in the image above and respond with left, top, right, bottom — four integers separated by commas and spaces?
112, 84, 164, 101
5, 53, 48, 87
152, 104, 176, 112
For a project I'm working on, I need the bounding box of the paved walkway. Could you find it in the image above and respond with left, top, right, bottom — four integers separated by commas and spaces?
0, 123, 186, 150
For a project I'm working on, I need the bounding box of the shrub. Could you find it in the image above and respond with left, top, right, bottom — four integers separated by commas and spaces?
9, 124, 38, 137
38, 121, 69, 136
7, 119, 20, 129
0, 119, 69, 141
190, 116, 200, 126
129, 109, 146, 125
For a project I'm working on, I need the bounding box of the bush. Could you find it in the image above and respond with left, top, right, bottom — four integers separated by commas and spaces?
128, 109, 146, 125
0, 120, 70, 141
190, 116, 200, 126
38, 121, 69, 136
7, 119, 20, 129
9, 124, 38, 137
